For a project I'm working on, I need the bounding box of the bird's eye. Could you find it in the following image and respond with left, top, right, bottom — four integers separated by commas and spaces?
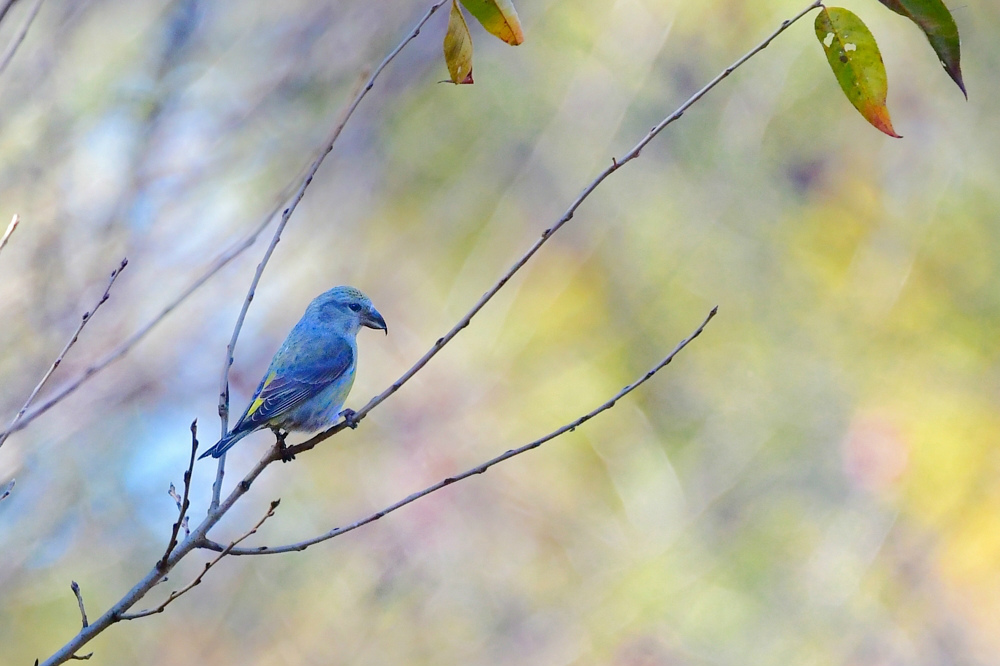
348, 303, 362, 312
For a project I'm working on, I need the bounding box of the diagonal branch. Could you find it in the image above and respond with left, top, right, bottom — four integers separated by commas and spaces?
121, 500, 280, 621
199, 307, 717, 556
210, 0, 451, 512
0, 0, 43, 78
0, 258, 128, 450
283, 0, 823, 459
2, 203, 289, 440
37, 439, 285, 666
0, 0, 20, 27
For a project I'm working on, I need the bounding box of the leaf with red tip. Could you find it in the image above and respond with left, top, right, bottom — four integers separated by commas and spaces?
459, 0, 524, 46
815, 7, 901, 138
876, 0, 965, 97
443, 0, 474, 84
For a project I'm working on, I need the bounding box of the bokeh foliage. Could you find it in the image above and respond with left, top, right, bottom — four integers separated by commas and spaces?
1, 0, 999, 664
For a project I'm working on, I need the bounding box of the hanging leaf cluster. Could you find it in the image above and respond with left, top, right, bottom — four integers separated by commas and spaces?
437, 0, 965, 134
443, 0, 523, 85
815, 0, 965, 138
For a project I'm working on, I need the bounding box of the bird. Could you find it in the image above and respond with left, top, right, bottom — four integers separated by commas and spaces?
199, 286, 387, 460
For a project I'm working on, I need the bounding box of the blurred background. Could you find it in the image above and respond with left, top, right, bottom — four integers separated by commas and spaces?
1, 0, 999, 663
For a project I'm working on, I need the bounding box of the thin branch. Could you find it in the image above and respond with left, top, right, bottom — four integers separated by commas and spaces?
210, 0, 451, 512
283, 1, 823, 459
0, 213, 19, 258
0, 0, 44, 77
209, 178, 318, 511
0, 202, 291, 441
0, 258, 128, 450
121, 500, 280, 620
199, 307, 717, 556
3, 117, 336, 442
158, 421, 198, 570
70, 582, 88, 628
0, 0, 20, 27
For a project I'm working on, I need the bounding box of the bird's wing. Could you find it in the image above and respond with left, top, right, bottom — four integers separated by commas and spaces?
232, 338, 354, 433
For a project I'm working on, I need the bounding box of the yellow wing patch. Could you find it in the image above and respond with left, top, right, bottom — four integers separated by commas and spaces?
246, 371, 277, 420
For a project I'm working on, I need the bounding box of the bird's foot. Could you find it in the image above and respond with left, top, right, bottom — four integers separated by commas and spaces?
273, 429, 295, 463
340, 409, 359, 430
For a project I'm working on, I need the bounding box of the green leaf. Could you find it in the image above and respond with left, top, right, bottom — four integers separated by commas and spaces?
443, 0, 474, 84
876, 0, 965, 97
815, 7, 901, 138
459, 0, 524, 46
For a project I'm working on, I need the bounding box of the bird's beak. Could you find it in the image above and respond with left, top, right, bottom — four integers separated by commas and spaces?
362, 307, 388, 334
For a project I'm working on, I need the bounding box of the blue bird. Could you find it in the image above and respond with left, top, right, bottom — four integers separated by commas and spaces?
200, 286, 387, 460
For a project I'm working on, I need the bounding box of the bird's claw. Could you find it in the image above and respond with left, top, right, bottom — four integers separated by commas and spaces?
273, 429, 295, 463
340, 409, 359, 429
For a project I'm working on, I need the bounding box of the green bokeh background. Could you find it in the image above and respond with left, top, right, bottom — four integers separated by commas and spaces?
2, 0, 999, 664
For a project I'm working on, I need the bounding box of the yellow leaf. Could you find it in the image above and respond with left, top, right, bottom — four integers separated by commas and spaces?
459, 0, 524, 46
443, 0, 474, 84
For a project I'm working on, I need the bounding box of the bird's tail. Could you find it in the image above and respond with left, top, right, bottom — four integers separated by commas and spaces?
198, 429, 252, 460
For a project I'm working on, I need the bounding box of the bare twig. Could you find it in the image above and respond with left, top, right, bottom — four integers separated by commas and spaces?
283, 1, 823, 459
0, 202, 293, 441
63, 581, 93, 660
211, 81, 364, 509
206, 203, 299, 512
210, 0, 451, 512
0, 258, 128, 450
0, 213, 19, 258
70, 582, 88, 628
0, 0, 44, 77
121, 500, 280, 620
199, 307, 717, 556
158, 421, 198, 570
40, 411, 288, 665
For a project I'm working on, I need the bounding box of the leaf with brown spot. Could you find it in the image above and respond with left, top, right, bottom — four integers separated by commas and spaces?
815, 7, 901, 138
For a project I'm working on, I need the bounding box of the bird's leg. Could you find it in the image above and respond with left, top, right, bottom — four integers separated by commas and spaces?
339, 408, 358, 429
273, 428, 295, 462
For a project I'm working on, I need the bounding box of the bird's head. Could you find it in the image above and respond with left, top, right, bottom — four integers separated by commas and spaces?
312, 286, 387, 335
